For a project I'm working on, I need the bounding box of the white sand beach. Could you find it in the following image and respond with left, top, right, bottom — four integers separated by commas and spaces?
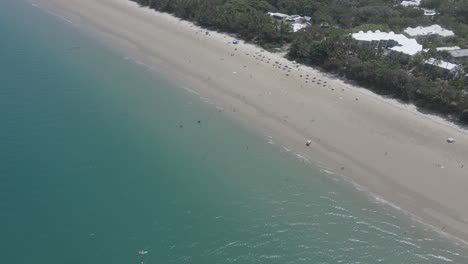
33, 0, 468, 245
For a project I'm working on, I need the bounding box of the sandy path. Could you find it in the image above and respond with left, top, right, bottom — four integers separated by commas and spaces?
33, 0, 468, 246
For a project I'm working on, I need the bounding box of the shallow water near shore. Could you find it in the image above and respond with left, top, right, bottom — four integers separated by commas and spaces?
1, 0, 468, 263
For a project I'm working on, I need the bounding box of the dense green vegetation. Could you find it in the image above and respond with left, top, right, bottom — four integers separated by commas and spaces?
289, 27, 467, 116
131, 0, 293, 46
131, 0, 468, 124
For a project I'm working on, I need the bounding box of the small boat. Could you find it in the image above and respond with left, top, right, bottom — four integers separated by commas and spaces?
447, 137, 455, 143
306, 139, 312, 146
138, 250, 148, 255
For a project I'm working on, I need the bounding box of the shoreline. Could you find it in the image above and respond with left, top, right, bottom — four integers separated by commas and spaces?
32, 0, 468, 248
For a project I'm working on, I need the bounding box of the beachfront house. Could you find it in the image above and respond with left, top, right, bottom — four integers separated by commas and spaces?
351, 30, 423, 57
423, 58, 463, 79
404, 25, 455, 38
268, 13, 307, 23
267, 12, 310, 33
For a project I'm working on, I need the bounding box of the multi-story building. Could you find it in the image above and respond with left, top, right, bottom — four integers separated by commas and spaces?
423, 58, 463, 79
351, 30, 423, 57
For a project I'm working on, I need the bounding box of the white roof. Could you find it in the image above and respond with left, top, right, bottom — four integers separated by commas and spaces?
436, 46, 461, 51
286, 15, 303, 22
404, 25, 455, 37
422, 9, 437, 16
424, 58, 460, 71
292, 23, 308, 32
267, 12, 288, 18
401, 0, 421, 6
351, 30, 423, 56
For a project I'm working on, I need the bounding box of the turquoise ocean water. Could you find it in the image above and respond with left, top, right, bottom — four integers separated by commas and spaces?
1, 1, 467, 263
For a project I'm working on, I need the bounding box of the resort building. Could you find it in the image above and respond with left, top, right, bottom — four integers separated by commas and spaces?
404, 25, 455, 37
351, 30, 423, 56
400, 0, 421, 7
424, 58, 462, 78
267, 12, 288, 20
436, 46, 461, 51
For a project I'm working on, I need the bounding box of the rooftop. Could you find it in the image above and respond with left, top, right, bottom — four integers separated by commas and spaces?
292, 23, 307, 32
401, 0, 421, 7
404, 25, 455, 37
448, 49, 468, 58
267, 12, 310, 32
422, 9, 437, 16
287, 15, 301, 19
267, 12, 288, 19
422, 46, 461, 52
351, 30, 423, 56
436, 46, 461, 51
424, 58, 460, 71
